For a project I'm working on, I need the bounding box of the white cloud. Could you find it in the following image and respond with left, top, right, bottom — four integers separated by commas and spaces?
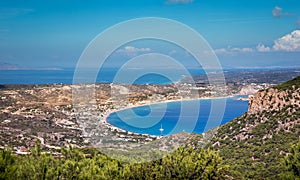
273, 30, 300, 52
214, 48, 228, 55
214, 47, 254, 55
116, 46, 151, 57
272, 6, 295, 18
168, 50, 177, 55
238, 48, 254, 52
166, 0, 194, 4
216, 31, 300, 55
256, 44, 271, 52
117, 46, 151, 53
255, 30, 300, 52
272, 6, 282, 18
272, 6, 298, 28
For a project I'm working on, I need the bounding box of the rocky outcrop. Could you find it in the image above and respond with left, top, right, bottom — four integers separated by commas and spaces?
248, 86, 300, 114
207, 77, 300, 179
239, 85, 258, 95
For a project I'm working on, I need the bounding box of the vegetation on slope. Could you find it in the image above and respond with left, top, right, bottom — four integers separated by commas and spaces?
281, 140, 300, 179
0, 141, 229, 180
274, 76, 300, 91
207, 106, 299, 179
206, 76, 300, 179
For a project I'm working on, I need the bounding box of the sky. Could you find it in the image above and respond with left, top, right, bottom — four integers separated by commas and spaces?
0, 0, 300, 69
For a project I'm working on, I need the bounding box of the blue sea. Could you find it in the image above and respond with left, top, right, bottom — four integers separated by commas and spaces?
107, 96, 248, 136
0, 68, 206, 85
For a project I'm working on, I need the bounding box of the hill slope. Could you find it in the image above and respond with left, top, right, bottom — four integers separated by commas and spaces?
206, 76, 300, 179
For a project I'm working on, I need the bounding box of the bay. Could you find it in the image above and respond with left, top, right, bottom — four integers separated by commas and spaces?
107, 96, 249, 136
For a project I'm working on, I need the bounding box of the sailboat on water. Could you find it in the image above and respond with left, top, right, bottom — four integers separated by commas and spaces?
159, 124, 164, 136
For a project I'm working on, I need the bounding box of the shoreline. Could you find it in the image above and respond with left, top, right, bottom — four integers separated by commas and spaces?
101, 94, 242, 137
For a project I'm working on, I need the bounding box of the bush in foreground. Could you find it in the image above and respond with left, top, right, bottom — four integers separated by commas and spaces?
0, 143, 229, 180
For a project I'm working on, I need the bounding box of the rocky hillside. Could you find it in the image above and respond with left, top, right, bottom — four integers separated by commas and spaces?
206, 76, 300, 179
248, 76, 300, 114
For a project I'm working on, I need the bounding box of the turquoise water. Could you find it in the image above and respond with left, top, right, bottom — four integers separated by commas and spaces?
107, 96, 248, 136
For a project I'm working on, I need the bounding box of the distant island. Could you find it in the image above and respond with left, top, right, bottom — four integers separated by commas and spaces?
0, 62, 63, 70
